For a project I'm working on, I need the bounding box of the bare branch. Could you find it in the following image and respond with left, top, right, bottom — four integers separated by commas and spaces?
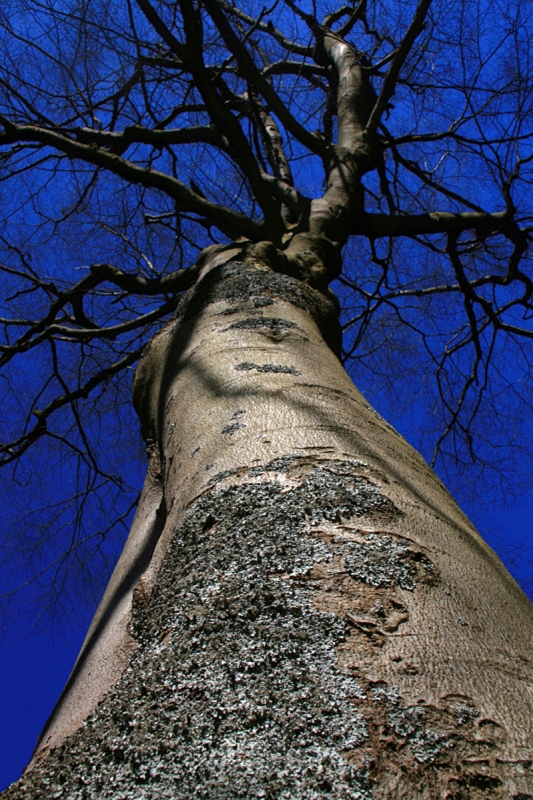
0, 347, 143, 466
365, 0, 432, 136
202, 0, 328, 158
358, 210, 519, 239
0, 119, 264, 240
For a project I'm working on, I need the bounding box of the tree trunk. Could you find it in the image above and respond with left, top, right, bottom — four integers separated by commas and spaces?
5, 251, 533, 799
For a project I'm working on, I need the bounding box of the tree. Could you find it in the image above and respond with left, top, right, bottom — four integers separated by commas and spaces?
1, 0, 533, 796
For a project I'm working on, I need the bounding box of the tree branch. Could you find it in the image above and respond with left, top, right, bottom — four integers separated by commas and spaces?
365, 0, 432, 136
358, 210, 518, 239
202, 0, 328, 158
0, 120, 264, 240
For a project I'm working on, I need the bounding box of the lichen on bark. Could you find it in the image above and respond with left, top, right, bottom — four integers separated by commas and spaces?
6, 458, 532, 798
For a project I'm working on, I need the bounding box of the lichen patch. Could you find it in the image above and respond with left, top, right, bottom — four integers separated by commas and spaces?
221, 409, 247, 436
234, 362, 301, 375
343, 534, 438, 591
226, 316, 296, 332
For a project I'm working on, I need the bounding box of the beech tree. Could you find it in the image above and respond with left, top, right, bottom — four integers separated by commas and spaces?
2, 0, 533, 797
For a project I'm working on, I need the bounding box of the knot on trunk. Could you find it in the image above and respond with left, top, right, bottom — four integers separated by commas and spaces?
280, 232, 342, 292
240, 233, 340, 293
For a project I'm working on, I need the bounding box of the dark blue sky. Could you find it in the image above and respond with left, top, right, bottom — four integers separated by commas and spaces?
0, 621, 88, 790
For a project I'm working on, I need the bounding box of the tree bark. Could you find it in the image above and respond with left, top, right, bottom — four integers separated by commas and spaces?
5, 249, 533, 799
